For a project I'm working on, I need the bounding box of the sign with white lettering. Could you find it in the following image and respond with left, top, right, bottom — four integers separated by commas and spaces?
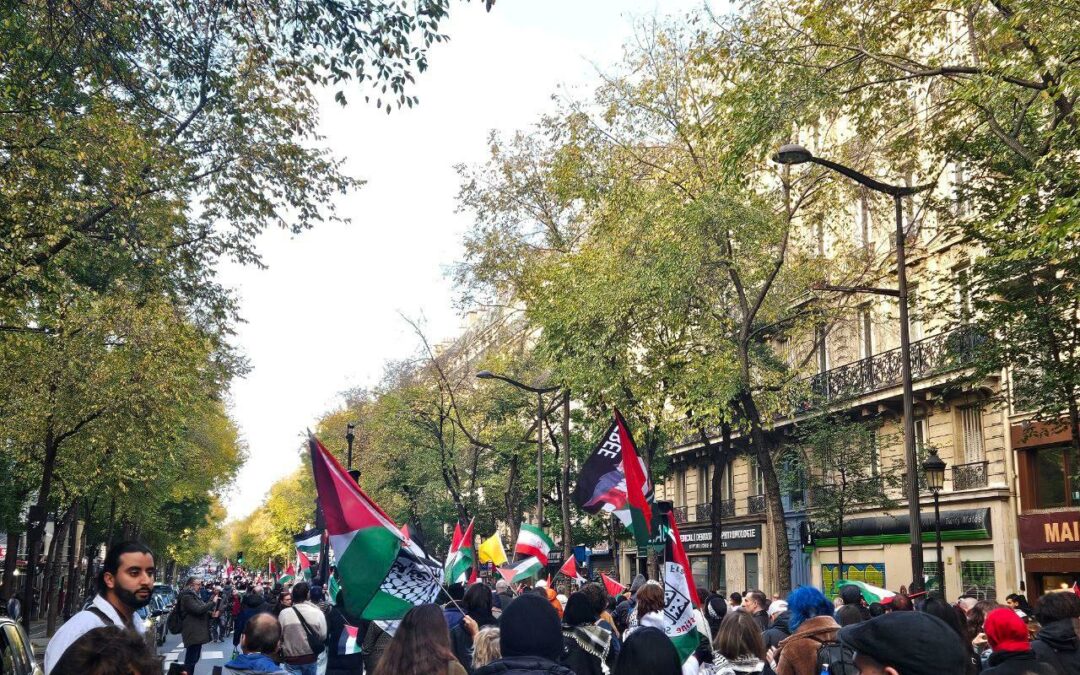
678, 524, 761, 552
1019, 511, 1080, 553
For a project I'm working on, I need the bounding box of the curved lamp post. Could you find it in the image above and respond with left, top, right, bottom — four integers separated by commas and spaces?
923, 448, 947, 598
773, 144, 935, 590
477, 371, 559, 524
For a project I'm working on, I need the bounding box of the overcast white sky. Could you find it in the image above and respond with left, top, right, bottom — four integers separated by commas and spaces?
220, 0, 718, 520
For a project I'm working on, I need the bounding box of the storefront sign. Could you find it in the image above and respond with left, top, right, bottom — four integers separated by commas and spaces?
811, 508, 991, 547
1019, 511, 1080, 553
678, 524, 762, 552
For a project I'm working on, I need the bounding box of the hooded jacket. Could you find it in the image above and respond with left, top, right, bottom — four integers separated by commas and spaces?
1030, 619, 1080, 675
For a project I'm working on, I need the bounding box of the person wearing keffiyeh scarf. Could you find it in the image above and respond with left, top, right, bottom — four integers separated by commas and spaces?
700, 610, 777, 675
561, 593, 616, 675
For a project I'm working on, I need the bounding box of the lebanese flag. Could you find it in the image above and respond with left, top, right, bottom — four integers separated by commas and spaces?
601, 573, 625, 598
444, 519, 475, 585
308, 434, 402, 618
515, 523, 555, 566
558, 555, 586, 584
664, 510, 701, 664
298, 550, 313, 580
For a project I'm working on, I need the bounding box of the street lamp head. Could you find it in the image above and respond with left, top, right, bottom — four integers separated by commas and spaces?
922, 447, 947, 493
475, 370, 495, 380
772, 144, 814, 165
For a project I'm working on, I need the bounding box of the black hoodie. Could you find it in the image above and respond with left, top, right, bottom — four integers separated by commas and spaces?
1030, 619, 1080, 675
763, 611, 792, 650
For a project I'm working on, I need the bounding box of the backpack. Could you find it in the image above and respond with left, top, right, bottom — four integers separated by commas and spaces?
166, 597, 185, 634
813, 636, 857, 675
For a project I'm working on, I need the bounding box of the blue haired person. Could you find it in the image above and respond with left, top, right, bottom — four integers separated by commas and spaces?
774, 587, 841, 675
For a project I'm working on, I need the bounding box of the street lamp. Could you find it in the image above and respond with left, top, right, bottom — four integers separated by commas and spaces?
476, 370, 559, 524
923, 447, 947, 598
773, 143, 935, 589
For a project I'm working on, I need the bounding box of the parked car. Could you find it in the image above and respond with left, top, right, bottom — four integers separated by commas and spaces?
0, 608, 44, 674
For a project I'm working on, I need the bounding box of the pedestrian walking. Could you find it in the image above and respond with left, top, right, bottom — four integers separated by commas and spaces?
373, 604, 467, 675
1030, 591, 1080, 674
44, 541, 156, 674
474, 592, 574, 675
982, 607, 1058, 675
234, 586, 272, 656
179, 576, 219, 673
279, 582, 327, 675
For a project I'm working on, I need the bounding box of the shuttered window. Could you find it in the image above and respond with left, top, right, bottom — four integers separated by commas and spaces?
959, 405, 985, 463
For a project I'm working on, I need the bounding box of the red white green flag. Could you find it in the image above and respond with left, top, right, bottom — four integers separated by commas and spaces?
514, 523, 555, 566
557, 555, 586, 584
444, 519, 475, 585
309, 434, 441, 621
297, 550, 313, 581
279, 562, 296, 586
664, 510, 701, 664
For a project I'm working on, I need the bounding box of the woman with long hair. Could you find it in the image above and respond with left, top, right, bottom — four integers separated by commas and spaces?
623, 582, 665, 638
373, 604, 466, 675
561, 592, 615, 675
703, 610, 776, 675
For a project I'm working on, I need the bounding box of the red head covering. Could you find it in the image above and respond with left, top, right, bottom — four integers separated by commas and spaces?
984, 607, 1030, 653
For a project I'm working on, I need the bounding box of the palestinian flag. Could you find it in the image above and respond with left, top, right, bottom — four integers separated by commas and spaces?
338, 624, 363, 655
294, 528, 323, 561
279, 562, 296, 586
664, 510, 701, 664
498, 556, 543, 584
515, 523, 555, 566
328, 575, 340, 604
836, 579, 895, 604
557, 555, 586, 584
601, 573, 625, 598
444, 519, 475, 585
298, 551, 313, 581
308, 434, 403, 619
363, 536, 443, 619
572, 410, 655, 548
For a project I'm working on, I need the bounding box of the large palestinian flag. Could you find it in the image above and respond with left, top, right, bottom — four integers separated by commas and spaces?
309, 434, 440, 621
279, 562, 296, 586
444, 519, 475, 585
572, 410, 655, 547
498, 556, 543, 584
293, 528, 323, 561
664, 510, 702, 664
514, 523, 555, 566
297, 551, 313, 581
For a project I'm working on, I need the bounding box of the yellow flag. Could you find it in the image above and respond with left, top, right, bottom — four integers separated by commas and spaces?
477, 533, 508, 566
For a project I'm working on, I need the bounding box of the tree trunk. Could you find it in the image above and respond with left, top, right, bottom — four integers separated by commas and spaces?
504, 453, 521, 554
46, 503, 75, 636
561, 391, 573, 559
739, 392, 793, 594
1, 531, 21, 601
24, 423, 60, 631
64, 515, 85, 619
708, 423, 732, 592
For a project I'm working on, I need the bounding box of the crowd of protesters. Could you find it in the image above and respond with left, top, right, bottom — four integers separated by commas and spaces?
40, 540, 1080, 675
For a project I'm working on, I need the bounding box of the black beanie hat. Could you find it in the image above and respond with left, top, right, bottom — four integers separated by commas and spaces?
500, 592, 563, 661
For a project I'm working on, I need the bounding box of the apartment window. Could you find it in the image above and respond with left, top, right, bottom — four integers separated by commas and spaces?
698, 464, 713, 505
745, 553, 759, 591
692, 557, 709, 591
1035, 445, 1080, 508
721, 460, 735, 501
959, 405, 985, 463
869, 431, 881, 476
960, 560, 997, 601
859, 306, 873, 360
914, 417, 929, 454
674, 469, 687, 507
750, 458, 765, 496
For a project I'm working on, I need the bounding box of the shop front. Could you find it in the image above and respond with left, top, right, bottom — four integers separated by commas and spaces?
677, 523, 763, 595
1018, 510, 1080, 597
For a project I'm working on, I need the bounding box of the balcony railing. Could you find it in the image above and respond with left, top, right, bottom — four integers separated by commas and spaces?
953, 460, 989, 490
696, 500, 736, 522
806, 327, 981, 405
672, 505, 689, 525
748, 494, 767, 515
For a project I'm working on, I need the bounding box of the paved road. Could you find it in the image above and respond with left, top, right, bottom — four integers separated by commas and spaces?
159, 631, 233, 675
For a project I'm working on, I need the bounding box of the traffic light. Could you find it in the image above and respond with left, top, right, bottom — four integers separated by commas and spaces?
237, 551, 244, 566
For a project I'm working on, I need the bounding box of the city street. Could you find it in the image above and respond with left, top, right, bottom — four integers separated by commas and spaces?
159, 632, 231, 675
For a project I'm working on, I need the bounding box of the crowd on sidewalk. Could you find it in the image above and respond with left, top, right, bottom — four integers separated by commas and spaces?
38, 540, 1080, 675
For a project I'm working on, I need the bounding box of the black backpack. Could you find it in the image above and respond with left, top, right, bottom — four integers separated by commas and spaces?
813, 636, 857, 675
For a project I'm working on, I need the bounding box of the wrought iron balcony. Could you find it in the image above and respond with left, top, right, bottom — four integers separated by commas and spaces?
672, 505, 689, 524
953, 460, 989, 490
748, 494, 767, 515
696, 500, 736, 522
806, 327, 981, 405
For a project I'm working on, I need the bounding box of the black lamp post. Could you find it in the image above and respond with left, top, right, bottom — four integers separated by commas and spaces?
476, 370, 559, 524
346, 423, 356, 469
772, 143, 935, 590
923, 447, 947, 598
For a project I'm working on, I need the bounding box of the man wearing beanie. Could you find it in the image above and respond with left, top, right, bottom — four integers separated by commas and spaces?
981, 607, 1057, 675
475, 593, 574, 675
838, 611, 967, 674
